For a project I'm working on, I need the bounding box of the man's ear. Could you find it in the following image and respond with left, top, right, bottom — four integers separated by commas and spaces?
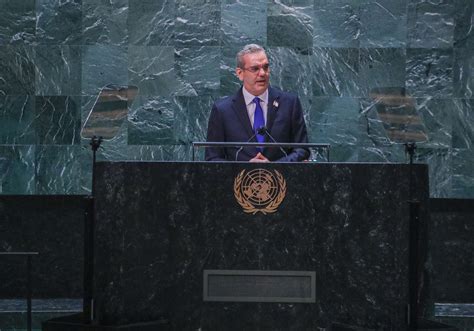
235, 67, 244, 81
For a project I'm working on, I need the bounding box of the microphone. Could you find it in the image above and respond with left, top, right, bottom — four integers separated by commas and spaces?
235, 130, 259, 161
258, 126, 288, 158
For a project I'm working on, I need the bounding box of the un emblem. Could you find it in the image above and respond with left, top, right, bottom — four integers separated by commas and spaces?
233, 168, 287, 215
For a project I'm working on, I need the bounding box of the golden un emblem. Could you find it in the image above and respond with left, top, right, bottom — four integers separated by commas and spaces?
233, 168, 287, 215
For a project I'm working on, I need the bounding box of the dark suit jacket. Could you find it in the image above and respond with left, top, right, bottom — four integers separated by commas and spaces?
205, 86, 309, 162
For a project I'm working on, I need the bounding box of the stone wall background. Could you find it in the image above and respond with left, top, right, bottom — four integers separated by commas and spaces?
0, 0, 472, 197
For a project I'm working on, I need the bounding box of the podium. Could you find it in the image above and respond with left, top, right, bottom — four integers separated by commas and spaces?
78, 161, 428, 330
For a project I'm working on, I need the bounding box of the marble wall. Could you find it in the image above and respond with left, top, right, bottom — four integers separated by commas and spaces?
0, 0, 472, 197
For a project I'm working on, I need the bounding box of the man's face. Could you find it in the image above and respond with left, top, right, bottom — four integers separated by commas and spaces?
236, 51, 270, 96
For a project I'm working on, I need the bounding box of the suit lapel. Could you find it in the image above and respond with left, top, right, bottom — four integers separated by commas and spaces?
232, 88, 254, 139
266, 87, 280, 137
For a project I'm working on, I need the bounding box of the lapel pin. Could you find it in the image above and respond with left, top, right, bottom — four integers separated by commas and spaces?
273, 100, 279, 108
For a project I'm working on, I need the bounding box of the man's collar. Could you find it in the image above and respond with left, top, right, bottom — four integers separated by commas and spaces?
242, 86, 269, 105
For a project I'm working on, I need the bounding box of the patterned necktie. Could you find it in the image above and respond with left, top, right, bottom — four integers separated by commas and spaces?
253, 97, 265, 145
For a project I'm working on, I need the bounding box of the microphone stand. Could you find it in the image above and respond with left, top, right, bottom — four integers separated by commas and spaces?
405, 142, 420, 330
258, 126, 288, 158
84, 135, 102, 324
235, 131, 259, 161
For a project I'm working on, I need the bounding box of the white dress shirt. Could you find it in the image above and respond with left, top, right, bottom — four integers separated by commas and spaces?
242, 86, 268, 128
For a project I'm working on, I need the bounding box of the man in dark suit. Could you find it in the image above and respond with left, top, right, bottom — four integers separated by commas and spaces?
205, 44, 309, 162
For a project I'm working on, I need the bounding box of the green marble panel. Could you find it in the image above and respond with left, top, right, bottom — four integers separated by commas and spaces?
221, 0, 267, 47
357, 145, 406, 163
267, 0, 313, 52
82, 0, 128, 45
128, 46, 176, 96
451, 148, 474, 198
175, 95, 217, 144
0, 0, 35, 44
175, 46, 220, 96
359, 48, 406, 98
175, 0, 220, 47
451, 99, 473, 149
453, 47, 474, 98
266, 47, 312, 113
309, 94, 406, 164
311, 48, 359, 96
128, 0, 174, 46
360, 0, 407, 48
453, 0, 473, 49
0, 45, 35, 95
415, 147, 452, 198
81, 45, 128, 96
406, 48, 454, 98
122, 145, 192, 161
34, 96, 81, 145
313, 0, 360, 48
0, 95, 35, 144
415, 98, 453, 149
34, 45, 82, 96
0, 145, 35, 194
407, 0, 455, 48
34, 145, 89, 194
36, 0, 83, 45
128, 96, 180, 145
219, 45, 242, 97
96, 144, 191, 162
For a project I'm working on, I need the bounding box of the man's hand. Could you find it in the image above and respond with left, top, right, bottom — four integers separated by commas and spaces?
249, 152, 270, 163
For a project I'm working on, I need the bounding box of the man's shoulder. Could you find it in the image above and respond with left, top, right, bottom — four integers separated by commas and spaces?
269, 86, 298, 100
212, 90, 242, 109
213, 94, 233, 107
